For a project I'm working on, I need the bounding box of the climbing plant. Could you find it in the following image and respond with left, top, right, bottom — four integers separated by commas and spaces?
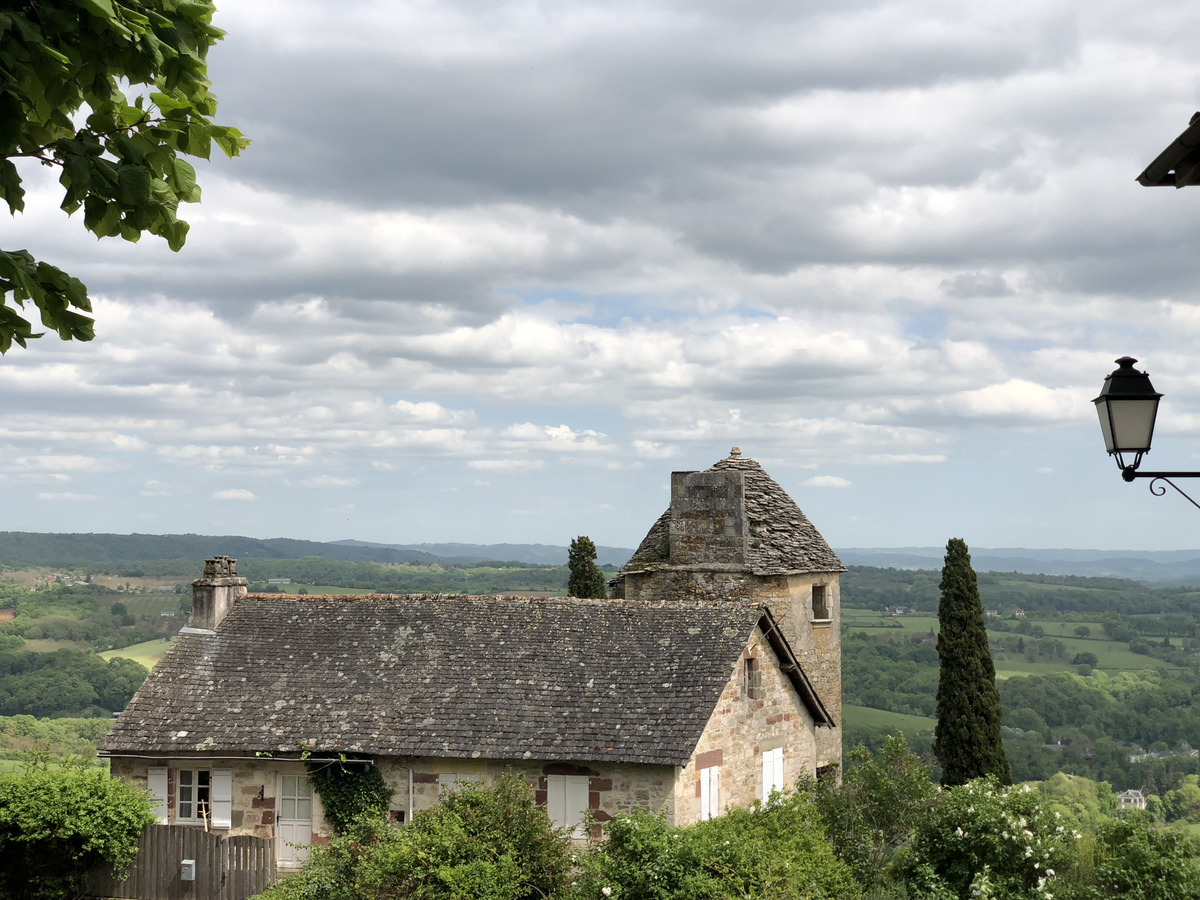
304, 755, 392, 834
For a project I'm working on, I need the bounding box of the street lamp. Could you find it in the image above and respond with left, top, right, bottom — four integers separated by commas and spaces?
1094, 357, 1200, 509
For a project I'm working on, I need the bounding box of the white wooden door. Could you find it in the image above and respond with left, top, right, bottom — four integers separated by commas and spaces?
277, 774, 314, 867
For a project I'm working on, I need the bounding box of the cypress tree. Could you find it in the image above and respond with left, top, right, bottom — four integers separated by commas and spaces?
934, 537, 1011, 786
568, 536, 608, 599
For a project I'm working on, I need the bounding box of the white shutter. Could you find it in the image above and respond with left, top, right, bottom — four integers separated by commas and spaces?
546, 774, 590, 837
211, 768, 233, 829
700, 766, 719, 821
147, 767, 168, 824
762, 748, 784, 802
565, 775, 590, 839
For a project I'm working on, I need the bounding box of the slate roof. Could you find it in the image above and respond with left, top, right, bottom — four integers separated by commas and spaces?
620, 451, 846, 577
101, 594, 826, 766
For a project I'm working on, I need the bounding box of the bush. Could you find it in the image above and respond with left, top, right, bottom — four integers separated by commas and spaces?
0, 764, 155, 900
897, 778, 1076, 899
1062, 813, 1200, 900
576, 789, 862, 900
814, 733, 938, 888
259, 771, 571, 900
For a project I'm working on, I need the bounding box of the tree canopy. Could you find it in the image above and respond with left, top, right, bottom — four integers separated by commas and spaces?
934, 537, 1011, 786
568, 535, 607, 599
0, 0, 248, 352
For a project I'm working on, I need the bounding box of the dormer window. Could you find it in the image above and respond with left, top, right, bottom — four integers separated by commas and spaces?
811, 585, 830, 621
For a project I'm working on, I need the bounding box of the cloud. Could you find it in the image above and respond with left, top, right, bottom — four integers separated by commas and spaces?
213, 489, 256, 501
36, 492, 98, 502
6, 0, 1200, 550
803, 476, 854, 489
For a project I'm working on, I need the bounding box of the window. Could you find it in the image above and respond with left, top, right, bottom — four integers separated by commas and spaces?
744, 656, 763, 700
178, 769, 211, 823
761, 747, 784, 802
699, 766, 720, 821
175, 768, 232, 828
811, 584, 830, 620
546, 774, 590, 838
279, 775, 313, 822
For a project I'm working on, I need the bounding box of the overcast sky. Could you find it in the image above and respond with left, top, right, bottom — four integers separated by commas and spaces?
5, 0, 1200, 554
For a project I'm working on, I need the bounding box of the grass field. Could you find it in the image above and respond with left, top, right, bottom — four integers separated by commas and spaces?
843, 704, 935, 732
844, 608, 1181, 676
101, 638, 173, 669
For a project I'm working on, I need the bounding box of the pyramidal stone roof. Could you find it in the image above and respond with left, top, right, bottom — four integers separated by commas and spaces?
100, 594, 827, 766
621, 449, 846, 577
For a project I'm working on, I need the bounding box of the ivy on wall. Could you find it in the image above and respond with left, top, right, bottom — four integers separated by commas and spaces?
304, 755, 392, 834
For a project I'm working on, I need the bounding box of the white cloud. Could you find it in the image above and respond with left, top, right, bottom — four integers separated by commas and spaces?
304, 475, 360, 488
468, 459, 545, 471
36, 492, 98, 502
803, 476, 854, 489
213, 489, 256, 501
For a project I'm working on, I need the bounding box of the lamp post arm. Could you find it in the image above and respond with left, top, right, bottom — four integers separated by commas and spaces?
1121, 470, 1200, 512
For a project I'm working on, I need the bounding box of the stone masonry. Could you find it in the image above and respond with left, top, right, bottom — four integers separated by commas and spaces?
613, 448, 845, 772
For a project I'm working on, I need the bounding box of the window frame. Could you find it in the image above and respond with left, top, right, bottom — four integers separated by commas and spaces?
176, 768, 212, 824
811, 584, 831, 621
761, 747, 784, 802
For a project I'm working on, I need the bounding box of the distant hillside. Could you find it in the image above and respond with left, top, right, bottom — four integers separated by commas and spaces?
330, 540, 633, 568
838, 547, 1200, 586
5, 531, 1200, 586
0, 532, 634, 571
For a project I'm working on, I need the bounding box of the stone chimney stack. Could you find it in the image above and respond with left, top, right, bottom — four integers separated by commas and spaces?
189, 556, 248, 632
668, 466, 747, 567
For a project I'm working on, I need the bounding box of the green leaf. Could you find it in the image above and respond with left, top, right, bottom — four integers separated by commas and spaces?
210, 124, 250, 158
0, 160, 24, 214
116, 165, 151, 207
78, 0, 117, 20
186, 120, 211, 159
170, 157, 196, 198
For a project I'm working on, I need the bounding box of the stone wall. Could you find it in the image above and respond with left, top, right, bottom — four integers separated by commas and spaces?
672, 623, 817, 827
110, 756, 328, 841
669, 471, 746, 566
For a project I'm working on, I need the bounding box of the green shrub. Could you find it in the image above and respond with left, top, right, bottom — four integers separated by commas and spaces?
814, 733, 938, 887
576, 789, 862, 900
1062, 813, 1200, 900
258, 771, 571, 900
0, 763, 155, 900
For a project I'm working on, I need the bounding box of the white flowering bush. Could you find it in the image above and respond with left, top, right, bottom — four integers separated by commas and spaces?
899, 777, 1075, 899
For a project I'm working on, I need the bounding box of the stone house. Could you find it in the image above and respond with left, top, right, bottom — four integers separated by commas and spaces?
611, 448, 845, 772
100, 449, 842, 868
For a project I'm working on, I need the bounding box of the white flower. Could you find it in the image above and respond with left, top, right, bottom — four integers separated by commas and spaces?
955, 827, 964, 837
1047, 869, 1055, 877
602, 889, 612, 897
967, 806, 975, 814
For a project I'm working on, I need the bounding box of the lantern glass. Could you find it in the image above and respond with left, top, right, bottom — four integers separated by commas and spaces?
1093, 357, 1162, 471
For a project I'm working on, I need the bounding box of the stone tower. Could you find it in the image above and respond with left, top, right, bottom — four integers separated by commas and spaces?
610, 448, 845, 771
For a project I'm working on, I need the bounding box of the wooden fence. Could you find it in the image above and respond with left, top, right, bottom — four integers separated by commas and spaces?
87, 824, 276, 900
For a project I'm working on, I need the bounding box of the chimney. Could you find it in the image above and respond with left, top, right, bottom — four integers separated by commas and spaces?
669, 469, 747, 566
188, 556, 248, 632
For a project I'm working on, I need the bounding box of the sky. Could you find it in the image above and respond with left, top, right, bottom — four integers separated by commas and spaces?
5, 0, 1200, 553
